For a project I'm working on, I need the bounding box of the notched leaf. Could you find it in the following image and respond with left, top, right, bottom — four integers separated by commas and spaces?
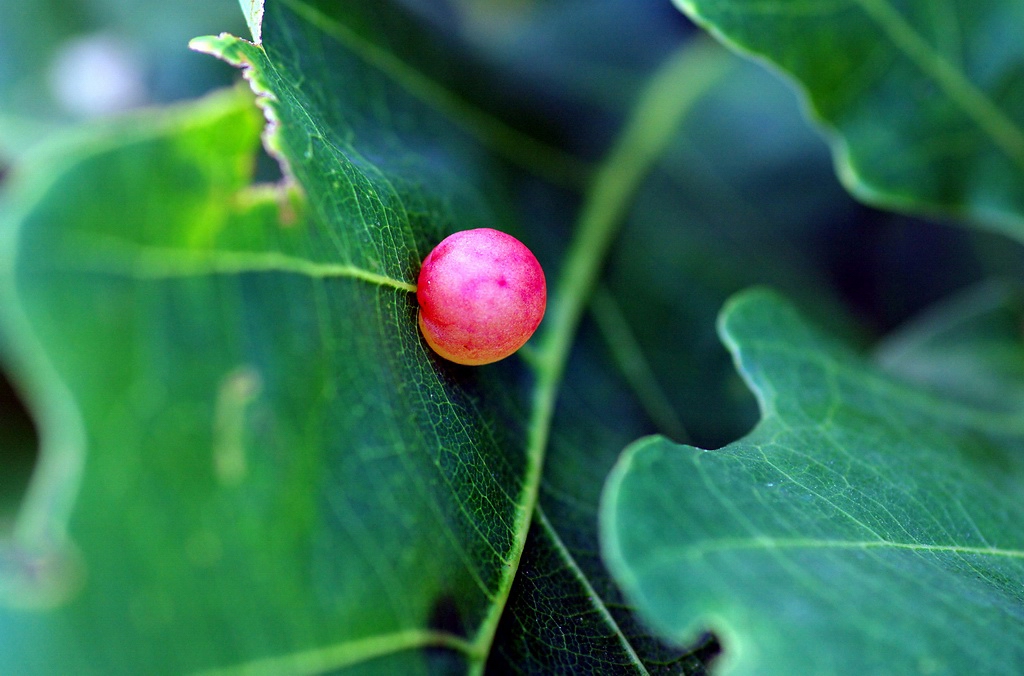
190, 34, 301, 199
602, 288, 1024, 674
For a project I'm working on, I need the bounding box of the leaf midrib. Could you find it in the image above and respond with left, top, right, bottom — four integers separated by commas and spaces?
53, 236, 417, 292
467, 37, 736, 673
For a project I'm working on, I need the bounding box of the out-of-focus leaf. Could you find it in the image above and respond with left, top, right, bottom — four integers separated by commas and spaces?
605, 55, 868, 448
601, 288, 1024, 674
875, 281, 1024, 414
0, 0, 244, 146
672, 0, 1024, 240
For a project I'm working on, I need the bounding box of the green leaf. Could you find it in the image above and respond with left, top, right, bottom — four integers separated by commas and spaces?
672, 0, 1024, 240
0, 79, 524, 671
1, 0, 721, 672
601, 288, 1024, 674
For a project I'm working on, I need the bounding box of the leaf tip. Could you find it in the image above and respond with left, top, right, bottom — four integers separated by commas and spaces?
238, 0, 265, 45
716, 287, 789, 343
188, 34, 241, 60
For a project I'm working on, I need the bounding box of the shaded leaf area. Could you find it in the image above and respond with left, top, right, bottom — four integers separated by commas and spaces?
0, 371, 36, 522
488, 325, 718, 673
604, 51, 1024, 450
0, 83, 532, 672
672, 0, 1024, 239
605, 55, 862, 448
419, 0, 699, 161
601, 289, 1024, 674
487, 510, 716, 675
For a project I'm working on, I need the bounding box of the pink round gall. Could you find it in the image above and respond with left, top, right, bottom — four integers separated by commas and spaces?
417, 228, 546, 366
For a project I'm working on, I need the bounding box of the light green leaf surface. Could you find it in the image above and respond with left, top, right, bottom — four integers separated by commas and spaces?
601, 288, 1024, 674
672, 0, 1024, 239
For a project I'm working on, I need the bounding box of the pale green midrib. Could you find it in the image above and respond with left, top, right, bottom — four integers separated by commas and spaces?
279, 0, 591, 189
654, 536, 1024, 564
59, 245, 417, 292
466, 38, 735, 675
194, 628, 477, 676
852, 0, 1024, 169
535, 507, 650, 675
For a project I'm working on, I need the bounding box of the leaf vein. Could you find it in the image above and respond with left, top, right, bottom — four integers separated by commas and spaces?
851, 0, 1024, 170
668, 537, 1024, 561
59, 242, 417, 292
535, 507, 650, 675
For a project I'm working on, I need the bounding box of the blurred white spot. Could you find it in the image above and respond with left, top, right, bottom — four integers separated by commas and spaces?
213, 366, 262, 486
48, 34, 146, 117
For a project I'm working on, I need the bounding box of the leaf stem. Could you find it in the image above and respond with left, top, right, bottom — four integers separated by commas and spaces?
468, 37, 734, 671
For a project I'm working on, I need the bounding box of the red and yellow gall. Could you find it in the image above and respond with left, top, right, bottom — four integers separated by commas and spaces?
417, 228, 546, 365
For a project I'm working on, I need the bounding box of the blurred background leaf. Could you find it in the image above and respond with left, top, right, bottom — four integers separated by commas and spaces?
672, 0, 1024, 240
874, 281, 1024, 414
0, 0, 246, 157
0, 0, 250, 535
